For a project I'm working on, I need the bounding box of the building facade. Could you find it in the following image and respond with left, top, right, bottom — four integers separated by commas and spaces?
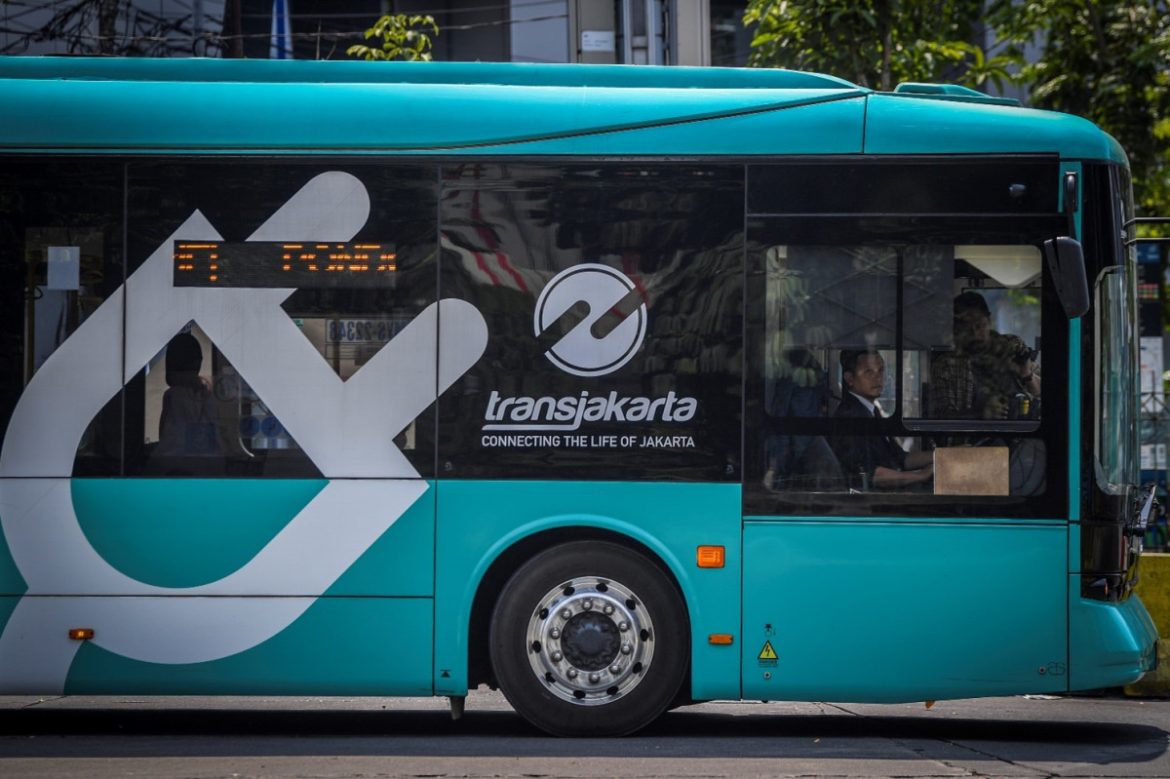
1, 1, 752, 66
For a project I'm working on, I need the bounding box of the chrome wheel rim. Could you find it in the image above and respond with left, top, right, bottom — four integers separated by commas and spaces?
524, 576, 654, 706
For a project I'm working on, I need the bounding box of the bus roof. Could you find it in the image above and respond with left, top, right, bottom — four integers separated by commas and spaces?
0, 57, 1125, 163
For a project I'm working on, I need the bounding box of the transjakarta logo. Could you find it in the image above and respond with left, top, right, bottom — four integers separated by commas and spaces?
481, 264, 698, 438
534, 263, 646, 377
483, 390, 697, 432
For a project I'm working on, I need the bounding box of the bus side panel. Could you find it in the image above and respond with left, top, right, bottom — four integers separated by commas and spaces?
742, 520, 1068, 702
71, 478, 328, 590
54, 596, 433, 695
0, 478, 436, 693
434, 480, 742, 701
5, 478, 435, 597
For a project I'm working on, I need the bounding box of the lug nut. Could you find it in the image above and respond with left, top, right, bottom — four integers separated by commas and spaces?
618, 621, 629, 632
549, 628, 560, 639
582, 599, 593, 611
589, 672, 600, 683
561, 608, 572, 620
610, 664, 622, 675
551, 651, 563, 662
621, 643, 632, 654
603, 604, 615, 615
567, 668, 578, 679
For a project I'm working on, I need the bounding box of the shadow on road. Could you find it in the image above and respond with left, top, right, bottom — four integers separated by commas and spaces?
0, 706, 1166, 764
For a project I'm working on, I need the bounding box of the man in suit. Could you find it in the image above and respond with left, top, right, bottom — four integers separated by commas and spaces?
831, 349, 933, 490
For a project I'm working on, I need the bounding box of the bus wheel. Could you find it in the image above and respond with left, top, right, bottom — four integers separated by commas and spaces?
489, 541, 688, 736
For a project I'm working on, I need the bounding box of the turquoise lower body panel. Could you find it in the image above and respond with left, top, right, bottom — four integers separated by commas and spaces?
0, 477, 436, 695
434, 480, 743, 701
72, 479, 328, 588
68, 478, 435, 596
38, 596, 433, 696
742, 519, 1069, 702
1067, 585, 1157, 690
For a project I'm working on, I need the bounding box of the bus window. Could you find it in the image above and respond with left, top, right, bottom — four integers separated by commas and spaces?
907, 246, 1047, 498
123, 162, 439, 478
748, 237, 1058, 512
0, 160, 124, 477
911, 245, 1043, 424
759, 244, 913, 493
437, 163, 744, 483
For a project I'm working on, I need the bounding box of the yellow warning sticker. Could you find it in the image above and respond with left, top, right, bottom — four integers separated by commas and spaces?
758, 640, 778, 666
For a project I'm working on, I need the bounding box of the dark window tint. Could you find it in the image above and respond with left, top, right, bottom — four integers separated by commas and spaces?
748, 159, 1060, 215
125, 162, 438, 478
745, 208, 1065, 517
438, 163, 744, 482
0, 158, 124, 476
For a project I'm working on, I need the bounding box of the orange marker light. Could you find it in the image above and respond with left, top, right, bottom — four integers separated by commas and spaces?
708, 634, 734, 645
696, 545, 725, 568
68, 628, 94, 641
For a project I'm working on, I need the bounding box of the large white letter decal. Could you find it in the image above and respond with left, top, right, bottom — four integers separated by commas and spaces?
0, 173, 488, 691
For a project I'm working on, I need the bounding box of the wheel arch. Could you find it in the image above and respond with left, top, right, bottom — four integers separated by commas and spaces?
465, 522, 693, 694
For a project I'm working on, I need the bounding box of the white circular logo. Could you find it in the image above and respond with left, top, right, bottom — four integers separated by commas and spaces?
533, 264, 647, 377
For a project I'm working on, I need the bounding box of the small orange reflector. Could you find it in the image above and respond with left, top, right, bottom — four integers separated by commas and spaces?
68, 628, 94, 641
696, 545, 725, 568
708, 634, 734, 645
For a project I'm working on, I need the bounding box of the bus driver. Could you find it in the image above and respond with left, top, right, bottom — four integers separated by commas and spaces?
831, 349, 933, 490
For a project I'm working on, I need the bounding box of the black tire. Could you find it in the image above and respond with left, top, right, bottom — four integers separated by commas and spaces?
489, 541, 689, 737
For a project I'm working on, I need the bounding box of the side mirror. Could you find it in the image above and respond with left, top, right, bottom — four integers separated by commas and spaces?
1043, 236, 1090, 319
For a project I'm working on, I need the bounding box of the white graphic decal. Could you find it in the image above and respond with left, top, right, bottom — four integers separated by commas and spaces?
0, 173, 489, 692
533, 264, 646, 377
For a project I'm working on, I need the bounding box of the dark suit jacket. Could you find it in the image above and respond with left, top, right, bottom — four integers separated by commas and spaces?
830, 393, 907, 488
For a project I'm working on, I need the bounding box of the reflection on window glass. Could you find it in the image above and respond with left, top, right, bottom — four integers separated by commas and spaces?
921, 246, 1043, 423
765, 245, 898, 352
759, 242, 1047, 499
1096, 267, 1139, 494
0, 160, 124, 476
438, 163, 744, 482
125, 163, 438, 478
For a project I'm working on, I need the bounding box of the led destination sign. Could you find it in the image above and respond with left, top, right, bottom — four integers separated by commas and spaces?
174, 241, 397, 288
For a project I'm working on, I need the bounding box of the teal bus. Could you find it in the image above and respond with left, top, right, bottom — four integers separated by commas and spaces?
0, 57, 1157, 736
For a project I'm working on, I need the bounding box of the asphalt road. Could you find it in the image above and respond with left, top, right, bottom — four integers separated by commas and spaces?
1, 689, 1168, 778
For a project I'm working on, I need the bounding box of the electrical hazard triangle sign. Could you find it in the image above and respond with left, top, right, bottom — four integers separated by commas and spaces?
758, 640, 778, 665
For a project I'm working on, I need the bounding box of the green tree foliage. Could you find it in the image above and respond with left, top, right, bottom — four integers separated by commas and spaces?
987, 1, 1170, 221
742, 0, 1011, 90
347, 14, 438, 62
744, 1, 1168, 220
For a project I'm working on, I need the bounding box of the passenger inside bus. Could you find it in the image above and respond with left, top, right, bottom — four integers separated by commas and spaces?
830, 349, 933, 490
930, 291, 1041, 420
153, 331, 223, 463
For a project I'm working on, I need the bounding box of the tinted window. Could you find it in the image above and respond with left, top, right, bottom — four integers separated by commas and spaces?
0, 158, 124, 477
744, 193, 1066, 518
124, 162, 438, 478
748, 159, 1060, 215
437, 163, 744, 482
